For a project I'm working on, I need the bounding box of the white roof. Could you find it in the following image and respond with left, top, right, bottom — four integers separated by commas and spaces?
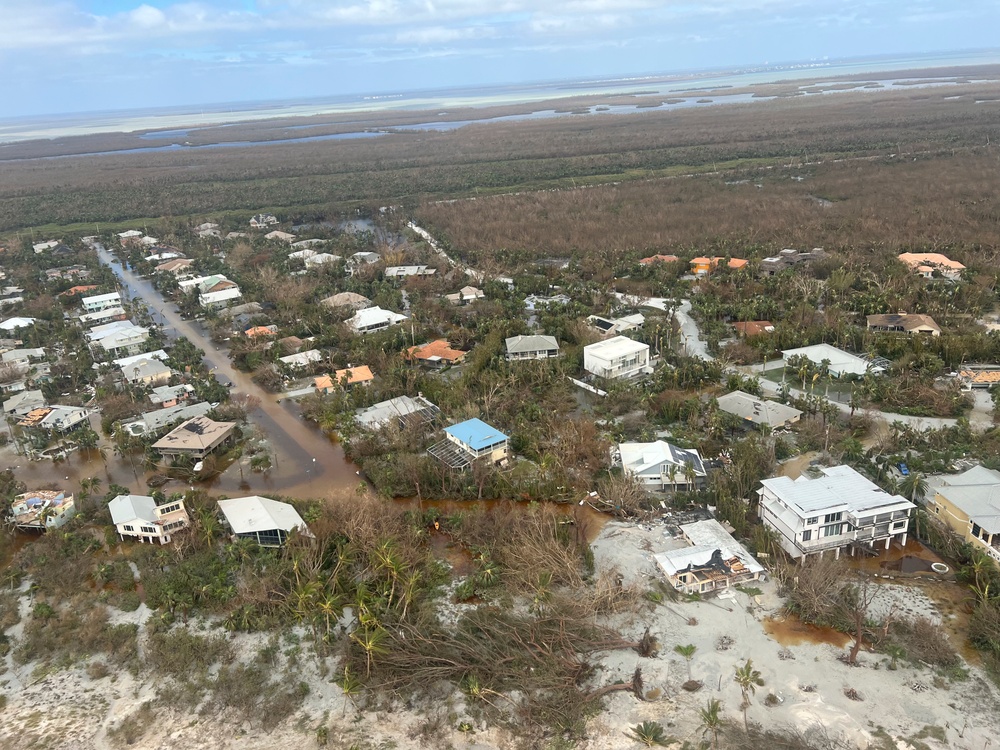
82, 292, 121, 304
619, 440, 706, 478
934, 466, 1000, 535
279, 349, 323, 367
113, 350, 168, 368
109, 494, 159, 526
760, 465, 914, 520
716, 390, 802, 427
200, 287, 242, 305
584, 335, 649, 359
781, 343, 881, 376
347, 306, 407, 332
355, 394, 437, 428
654, 519, 764, 577
0, 317, 36, 331
505, 334, 559, 353
218, 496, 308, 535
88, 320, 139, 341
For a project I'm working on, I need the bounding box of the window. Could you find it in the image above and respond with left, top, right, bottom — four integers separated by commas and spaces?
806, 517, 818, 525
823, 512, 843, 524
801, 530, 812, 542
123, 525, 134, 532
141, 526, 157, 534
821, 523, 844, 538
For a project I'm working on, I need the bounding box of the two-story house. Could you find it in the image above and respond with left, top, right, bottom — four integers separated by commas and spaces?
109, 494, 190, 545
583, 336, 651, 380
758, 465, 914, 559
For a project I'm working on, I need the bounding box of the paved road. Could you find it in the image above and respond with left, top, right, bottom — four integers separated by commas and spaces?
91, 241, 359, 493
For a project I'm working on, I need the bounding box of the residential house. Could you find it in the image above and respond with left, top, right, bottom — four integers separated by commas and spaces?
523, 294, 571, 311
405, 339, 466, 368
385, 265, 436, 278
315, 365, 374, 393
244, 325, 278, 339
194, 222, 220, 233
225, 231, 249, 240
218, 496, 311, 547
250, 214, 279, 229
198, 278, 242, 309
958, 369, 1000, 390
81, 292, 122, 313
11, 490, 76, 531
898, 252, 966, 280
587, 313, 645, 336
759, 247, 826, 276
926, 465, 1000, 564
639, 254, 680, 265
59, 284, 99, 298
0, 317, 36, 332
866, 313, 941, 336
355, 394, 439, 430
348, 251, 381, 275
155, 258, 195, 276
114, 350, 168, 370
291, 239, 327, 249
3, 389, 45, 416
429, 418, 509, 469
146, 246, 184, 261
32, 240, 61, 254
79, 306, 128, 327
0, 287, 25, 307
152, 415, 237, 459
618, 440, 706, 490
505, 335, 560, 361
149, 383, 194, 408
690, 257, 748, 276
716, 391, 802, 430
18, 405, 91, 433
109, 494, 190, 545
120, 358, 172, 387
583, 336, 651, 380
733, 321, 775, 337
757, 465, 914, 559
782, 343, 884, 378
321, 292, 371, 311
265, 230, 296, 244
445, 286, 485, 305
304, 253, 342, 270
1, 348, 45, 368
653, 519, 764, 595
279, 349, 323, 370
88, 322, 150, 357
122, 401, 213, 437
346, 306, 407, 334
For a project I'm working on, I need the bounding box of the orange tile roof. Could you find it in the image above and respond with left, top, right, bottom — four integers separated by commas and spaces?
898, 252, 966, 271
734, 321, 775, 336
244, 326, 276, 338
61, 285, 99, 297
727, 258, 748, 269
406, 339, 466, 364
334, 365, 374, 385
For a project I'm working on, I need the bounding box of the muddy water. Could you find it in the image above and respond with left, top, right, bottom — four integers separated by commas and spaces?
94, 243, 361, 497
763, 615, 852, 648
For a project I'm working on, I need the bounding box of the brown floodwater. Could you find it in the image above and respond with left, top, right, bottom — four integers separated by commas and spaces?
763, 615, 852, 648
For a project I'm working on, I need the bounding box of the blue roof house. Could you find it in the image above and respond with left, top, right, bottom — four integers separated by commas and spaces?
441, 418, 510, 465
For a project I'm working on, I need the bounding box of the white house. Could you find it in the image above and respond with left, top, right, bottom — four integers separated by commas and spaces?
445, 286, 485, 305
32, 240, 61, 254
385, 265, 436, 278
89, 322, 150, 357
346, 306, 407, 334
265, 230, 297, 243
279, 349, 323, 369
304, 253, 342, 269
505, 335, 560, 361
0, 317, 37, 332
583, 336, 651, 380
81, 292, 122, 313
619, 440, 706, 490
781, 343, 883, 378
250, 213, 279, 228
758, 465, 914, 559
109, 494, 190, 544
218, 496, 311, 547
653, 519, 764, 595
200, 286, 242, 309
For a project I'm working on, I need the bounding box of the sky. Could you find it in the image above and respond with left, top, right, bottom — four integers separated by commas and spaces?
2, 0, 999, 117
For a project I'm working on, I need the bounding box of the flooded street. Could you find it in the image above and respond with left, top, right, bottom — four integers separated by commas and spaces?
33, 243, 365, 499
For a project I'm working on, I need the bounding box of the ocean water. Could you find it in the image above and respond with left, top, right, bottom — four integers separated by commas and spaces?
0, 49, 997, 145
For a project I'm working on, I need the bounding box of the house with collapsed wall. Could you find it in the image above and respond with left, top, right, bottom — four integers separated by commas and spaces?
654, 519, 764, 595
109, 494, 190, 545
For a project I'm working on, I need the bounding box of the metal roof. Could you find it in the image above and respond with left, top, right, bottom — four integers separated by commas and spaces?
218, 496, 308, 535
444, 418, 509, 451
760, 465, 914, 518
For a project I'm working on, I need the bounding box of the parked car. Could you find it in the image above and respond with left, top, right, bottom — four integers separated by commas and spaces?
897, 462, 910, 476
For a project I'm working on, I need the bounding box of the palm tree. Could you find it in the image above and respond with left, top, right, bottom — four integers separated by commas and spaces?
78, 476, 102, 515
674, 643, 696, 681
667, 464, 678, 494
734, 658, 764, 730
683, 461, 697, 490
699, 698, 724, 750
899, 472, 928, 503
350, 626, 388, 677
629, 720, 670, 747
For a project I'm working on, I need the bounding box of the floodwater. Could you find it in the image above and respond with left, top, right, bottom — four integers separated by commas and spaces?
86, 243, 362, 499
763, 615, 852, 648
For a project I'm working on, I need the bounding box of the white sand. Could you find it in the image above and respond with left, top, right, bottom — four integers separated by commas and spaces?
1, 521, 998, 749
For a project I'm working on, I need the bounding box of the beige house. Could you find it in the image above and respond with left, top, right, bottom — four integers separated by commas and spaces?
152, 415, 237, 459
866, 313, 941, 336
898, 252, 966, 280
926, 466, 1000, 565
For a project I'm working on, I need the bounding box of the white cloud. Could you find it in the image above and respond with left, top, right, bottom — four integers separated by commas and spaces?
129, 4, 167, 28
